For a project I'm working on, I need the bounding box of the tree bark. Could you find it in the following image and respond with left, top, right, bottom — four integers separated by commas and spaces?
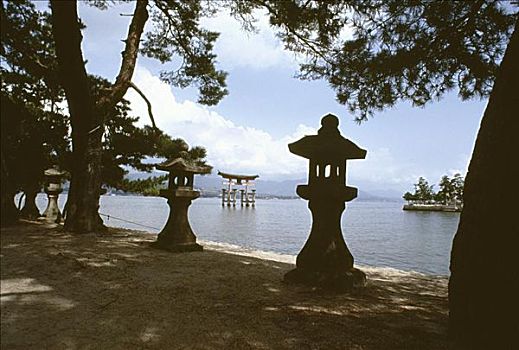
50, 0, 103, 232
449, 23, 519, 349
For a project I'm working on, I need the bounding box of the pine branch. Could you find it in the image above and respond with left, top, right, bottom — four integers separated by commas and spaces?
128, 82, 157, 129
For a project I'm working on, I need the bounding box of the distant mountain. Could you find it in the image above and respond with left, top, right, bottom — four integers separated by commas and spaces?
124, 171, 401, 201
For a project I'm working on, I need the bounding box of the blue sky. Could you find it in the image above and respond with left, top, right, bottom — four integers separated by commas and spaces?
35, 1, 487, 193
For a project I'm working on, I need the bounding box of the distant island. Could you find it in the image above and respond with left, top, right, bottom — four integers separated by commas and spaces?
402, 174, 464, 212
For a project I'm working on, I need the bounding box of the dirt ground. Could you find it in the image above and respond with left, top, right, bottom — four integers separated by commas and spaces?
1, 221, 450, 349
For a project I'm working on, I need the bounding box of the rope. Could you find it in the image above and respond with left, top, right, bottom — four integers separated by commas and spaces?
98, 212, 161, 231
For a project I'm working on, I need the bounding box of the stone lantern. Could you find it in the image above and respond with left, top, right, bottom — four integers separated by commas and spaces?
42, 167, 66, 223
152, 158, 211, 252
284, 114, 367, 291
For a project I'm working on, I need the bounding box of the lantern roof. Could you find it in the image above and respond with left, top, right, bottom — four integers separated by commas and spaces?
288, 114, 367, 160
156, 158, 211, 174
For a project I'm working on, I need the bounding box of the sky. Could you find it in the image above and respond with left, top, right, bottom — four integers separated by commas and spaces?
35, 1, 488, 193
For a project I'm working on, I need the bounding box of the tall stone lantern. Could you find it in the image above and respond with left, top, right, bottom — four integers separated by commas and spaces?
152, 158, 211, 252
42, 167, 66, 223
284, 114, 367, 291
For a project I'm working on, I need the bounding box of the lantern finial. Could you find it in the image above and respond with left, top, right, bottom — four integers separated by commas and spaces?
318, 114, 340, 135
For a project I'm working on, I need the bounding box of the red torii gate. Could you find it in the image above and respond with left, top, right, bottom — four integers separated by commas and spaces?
218, 171, 259, 207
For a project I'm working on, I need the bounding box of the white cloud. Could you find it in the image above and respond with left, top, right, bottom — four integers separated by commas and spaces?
348, 147, 418, 187
201, 10, 299, 70
346, 148, 471, 192
125, 66, 313, 178
125, 67, 458, 189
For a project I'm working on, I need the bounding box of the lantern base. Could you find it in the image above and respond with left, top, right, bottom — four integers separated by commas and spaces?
151, 241, 203, 253
283, 267, 366, 292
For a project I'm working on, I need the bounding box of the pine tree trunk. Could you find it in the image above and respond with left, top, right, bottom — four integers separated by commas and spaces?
449, 24, 519, 349
63, 131, 104, 232
50, 1, 104, 233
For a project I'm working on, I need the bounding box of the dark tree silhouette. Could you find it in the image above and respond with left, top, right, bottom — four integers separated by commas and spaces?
448, 25, 518, 349
50, 0, 225, 232
1, 0, 69, 222
1, 1, 212, 225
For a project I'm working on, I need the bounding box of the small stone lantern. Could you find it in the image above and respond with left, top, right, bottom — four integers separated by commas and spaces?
152, 158, 211, 252
42, 167, 66, 223
284, 114, 367, 291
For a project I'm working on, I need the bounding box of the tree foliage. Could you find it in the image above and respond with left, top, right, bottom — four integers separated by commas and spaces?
450, 173, 464, 201
46, 0, 229, 230
414, 176, 434, 202
1, 0, 212, 211
434, 175, 453, 204
404, 174, 465, 204
435, 173, 465, 204
243, 0, 517, 120
1, 0, 70, 198
118, 175, 168, 196
88, 0, 228, 106
1, 0, 61, 100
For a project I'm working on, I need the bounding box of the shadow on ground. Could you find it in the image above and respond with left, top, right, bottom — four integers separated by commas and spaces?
1, 221, 448, 349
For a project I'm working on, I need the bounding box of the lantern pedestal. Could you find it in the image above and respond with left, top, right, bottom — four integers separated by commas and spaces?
284, 185, 366, 291
152, 189, 203, 252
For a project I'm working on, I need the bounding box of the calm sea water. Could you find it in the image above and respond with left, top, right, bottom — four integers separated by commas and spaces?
33, 194, 458, 276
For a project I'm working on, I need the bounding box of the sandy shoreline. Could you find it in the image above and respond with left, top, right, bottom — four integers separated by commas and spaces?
1, 221, 449, 349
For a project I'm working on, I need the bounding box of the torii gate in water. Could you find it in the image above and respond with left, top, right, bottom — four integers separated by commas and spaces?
218, 171, 259, 207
